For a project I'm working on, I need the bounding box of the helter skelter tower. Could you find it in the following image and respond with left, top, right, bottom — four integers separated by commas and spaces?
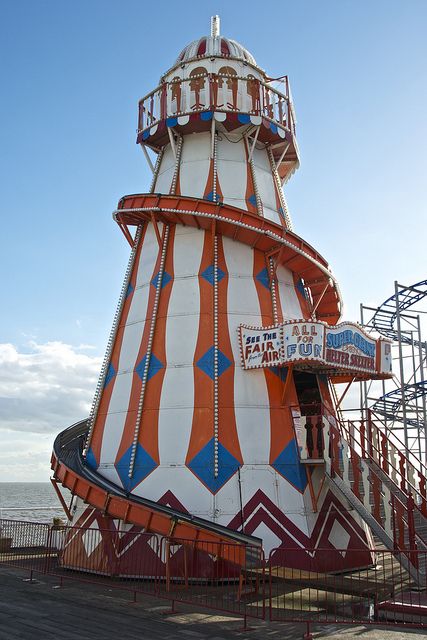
52, 17, 393, 572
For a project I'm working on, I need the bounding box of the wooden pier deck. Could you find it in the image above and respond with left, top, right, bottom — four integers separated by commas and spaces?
1, 564, 426, 640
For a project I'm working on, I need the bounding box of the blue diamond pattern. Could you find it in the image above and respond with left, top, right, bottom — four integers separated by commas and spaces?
272, 439, 308, 492
115, 443, 157, 491
256, 267, 270, 290
135, 353, 164, 382
248, 194, 257, 207
125, 282, 134, 299
151, 271, 172, 290
296, 278, 307, 299
188, 438, 241, 493
85, 447, 98, 470
201, 264, 225, 285
196, 346, 231, 380
104, 362, 116, 388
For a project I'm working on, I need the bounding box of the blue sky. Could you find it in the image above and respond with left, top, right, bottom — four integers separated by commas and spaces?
0, 0, 426, 481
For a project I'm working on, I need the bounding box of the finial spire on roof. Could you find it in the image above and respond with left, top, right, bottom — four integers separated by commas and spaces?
211, 15, 220, 38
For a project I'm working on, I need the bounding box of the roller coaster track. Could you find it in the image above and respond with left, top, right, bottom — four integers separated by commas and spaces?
373, 382, 427, 428
371, 279, 427, 349
370, 280, 427, 432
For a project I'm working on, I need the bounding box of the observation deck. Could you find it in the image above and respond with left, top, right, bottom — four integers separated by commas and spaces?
137, 73, 299, 183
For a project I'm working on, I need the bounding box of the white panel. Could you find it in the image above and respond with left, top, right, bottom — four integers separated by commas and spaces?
217, 468, 308, 542
100, 227, 160, 466
164, 317, 198, 365
277, 264, 303, 320
125, 286, 150, 326
222, 236, 271, 469
158, 227, 204, 468
135, 223, 161, 290
100, 411, 132, 466
216, 465, 310, 553
179, 133, 211, 198
222, 238, 262, 317
104, 372, 136, 416
252, 147, 280, 218
154, 167, 174, 194
158, 372, 194, 408
233, 408, 271, 464
133, 466, 214, 517
117, 322, 145, 373
263, 206, 282, 226
155, 144, 175, 194
97, 465, 122, 488
276, 263, 295, 286
217, 138, 248, 211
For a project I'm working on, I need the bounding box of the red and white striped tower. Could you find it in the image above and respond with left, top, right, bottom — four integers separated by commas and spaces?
55, 17, 383, 571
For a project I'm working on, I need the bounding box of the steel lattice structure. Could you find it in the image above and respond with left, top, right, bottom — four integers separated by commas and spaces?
361, 280, 427, 461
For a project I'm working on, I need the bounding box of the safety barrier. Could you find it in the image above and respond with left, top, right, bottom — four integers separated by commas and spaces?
0, 519, 52, 575
0, 519, 265, 624
2, 520, 427, 632
269, 547, 427, 630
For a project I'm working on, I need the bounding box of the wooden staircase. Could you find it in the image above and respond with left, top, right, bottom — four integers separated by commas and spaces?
322, 410, 427, 585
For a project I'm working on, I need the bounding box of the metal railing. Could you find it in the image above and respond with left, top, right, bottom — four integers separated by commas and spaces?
2, 520, 426, 631
0, 520, 265, 624
269, 547, 427, 629
138, 73, 295, 135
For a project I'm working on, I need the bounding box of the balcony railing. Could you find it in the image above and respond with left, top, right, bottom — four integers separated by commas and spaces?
290, 403, 335, 462
137, 73, 296, 137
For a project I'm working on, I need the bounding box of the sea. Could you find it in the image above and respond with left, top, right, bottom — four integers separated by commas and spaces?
0, 482, 68, 524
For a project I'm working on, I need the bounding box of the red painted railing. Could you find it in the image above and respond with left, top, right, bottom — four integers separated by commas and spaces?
290, 402, 427, 573
137, 73, 296, 136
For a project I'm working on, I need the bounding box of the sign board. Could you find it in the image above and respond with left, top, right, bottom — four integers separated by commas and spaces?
283, 322, 324, 364
239, 320, 392, 378
324, 323, 376, 373
240, 326, 281, 369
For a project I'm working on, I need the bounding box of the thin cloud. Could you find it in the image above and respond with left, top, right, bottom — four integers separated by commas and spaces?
0, 341, 101, 435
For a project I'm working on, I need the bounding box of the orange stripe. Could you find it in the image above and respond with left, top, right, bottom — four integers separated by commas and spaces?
115, 224, 168, 463
139, 225, 175, 461
217, 236, 242, 463
90, 225, 147, 463
186, 230, 214, 463
243, 140, 258, 215
252, 249, 296, 464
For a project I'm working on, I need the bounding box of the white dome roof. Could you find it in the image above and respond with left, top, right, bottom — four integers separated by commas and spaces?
175, 35, 257, 67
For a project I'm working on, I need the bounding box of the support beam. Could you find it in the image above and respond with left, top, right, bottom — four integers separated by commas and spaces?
247, 126, 261, 162
167, 127, 177, 160
311, 282, 330, 318
50, 477, 72, 521
150, 212, 162, 247
276, 142, 290, 170
336, 378, 356, 409
281, 364, 294, 405
395, 281, 409, 450
140, 143, 155, 173
118, 223, 135, 248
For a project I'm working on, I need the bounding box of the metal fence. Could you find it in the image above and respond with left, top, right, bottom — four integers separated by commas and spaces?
269, 547, 427, 629
0, 519, 265, 624
1, 520, 426, 632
